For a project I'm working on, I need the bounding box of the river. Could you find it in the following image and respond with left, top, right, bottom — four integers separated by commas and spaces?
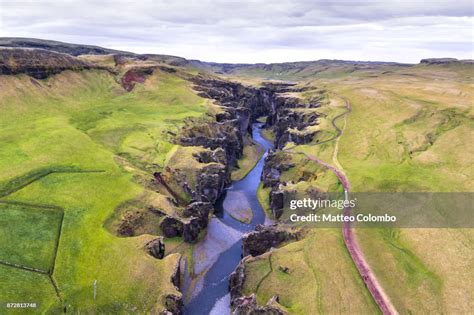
184, 122, 274, 315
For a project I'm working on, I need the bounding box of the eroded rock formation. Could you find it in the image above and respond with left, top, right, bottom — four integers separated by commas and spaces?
242, 224, 302, 257
232, 294, 286, 315
162, 256, 183, 314
229, 256, 287, 315
183, 201, 213, 228
0, 48, 100, 79
145, 237, 165, 259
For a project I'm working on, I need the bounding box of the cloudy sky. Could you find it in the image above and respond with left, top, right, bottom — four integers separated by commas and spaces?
0, 0, 472, 63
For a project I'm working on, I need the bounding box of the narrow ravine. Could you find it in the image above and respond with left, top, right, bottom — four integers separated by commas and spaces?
184, 123, 273, 315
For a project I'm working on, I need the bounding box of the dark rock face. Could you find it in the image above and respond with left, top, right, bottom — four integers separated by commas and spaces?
269, 190, 285, 219
160, 216, 184, 238
0, 48, 99, 79
191, 76, 275, 130
272, 105, 320, 149
183, 201, 213, 228
287, 129, 318, 146
260, 151, 299, 218
161, 255, 183, 315
165, 76, 280, 212
163, 294, 183, 315
242, 224, 302, 257
170, 256, 181, 288
229, 256, 249, 303
195, 163, 227, 203
160, 215, 203, 244
180, 121, 244, 167
232, 294, 286, 315
182, 217, 202, 244
259, 83, 323, 149
154, 172, 188, 206
262, 167, 281, 189
145, 237, 165, 259
192, 148, 227, 164
261, 151, 295, 189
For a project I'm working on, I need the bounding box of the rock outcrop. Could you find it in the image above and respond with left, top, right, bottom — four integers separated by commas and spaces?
145, 237, 165, 259
194, 163, 228, 203
269, 190, 285, 219
121, 67, 154, 91
242, 224, 302, 257
162, 294, 183, 315
158, 75, 281, 242
182, 217, 202, 244
160, 215, 203, 244
191, 76, 274, 126
232, 294, 286, 315
180, 120, 244, 167
183, 201, 213, 228
261, 151, 295, 188
161, 255, 183, 315
229, 256, 249, 303
230, 256, 287, 314
160, 216, 184, 238
192, 148, 227, 164
0, 48, 100, 79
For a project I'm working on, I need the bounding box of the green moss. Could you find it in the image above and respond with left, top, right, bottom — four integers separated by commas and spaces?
256, 183, 272, 218
232, 140, 264, 181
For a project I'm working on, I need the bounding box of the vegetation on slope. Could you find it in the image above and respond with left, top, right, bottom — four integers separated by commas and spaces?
0, 64, 212, 312
238, 62, 473, 314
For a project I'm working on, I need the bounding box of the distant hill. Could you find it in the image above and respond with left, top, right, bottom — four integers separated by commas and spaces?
420, 58, 474, 65
1, 37, 471, 80
0, 37, 133, 56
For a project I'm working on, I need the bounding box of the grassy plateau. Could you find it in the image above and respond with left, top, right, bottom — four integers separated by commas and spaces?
0, 66, 211, 312
237, 62, 473, 314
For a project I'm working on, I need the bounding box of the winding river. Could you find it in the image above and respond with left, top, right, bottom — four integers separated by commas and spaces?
184, 100, 396, 315
184, 123, 273, 315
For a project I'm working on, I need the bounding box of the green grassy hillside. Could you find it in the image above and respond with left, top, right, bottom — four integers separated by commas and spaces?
325, 66, 474, 313
243, 63, 473, 314
0, 67, 211, 312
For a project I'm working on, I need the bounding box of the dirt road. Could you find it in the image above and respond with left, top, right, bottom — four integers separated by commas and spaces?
285, 97, 398, 315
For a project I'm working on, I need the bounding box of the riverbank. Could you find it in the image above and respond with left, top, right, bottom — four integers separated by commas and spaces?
184, 123, 273, 314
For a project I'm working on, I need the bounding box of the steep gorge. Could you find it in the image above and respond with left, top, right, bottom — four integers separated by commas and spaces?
0, 46, 324, 314
159, 76, 324, 314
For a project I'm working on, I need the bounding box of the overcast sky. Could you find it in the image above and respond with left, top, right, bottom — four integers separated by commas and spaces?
0, 0, 472, 63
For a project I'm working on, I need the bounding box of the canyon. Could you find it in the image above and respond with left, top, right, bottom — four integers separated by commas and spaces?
0, 38, 472, 314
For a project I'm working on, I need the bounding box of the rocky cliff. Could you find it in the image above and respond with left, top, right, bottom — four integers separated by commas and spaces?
157, 75, 280, 245
0, 48, 102, 79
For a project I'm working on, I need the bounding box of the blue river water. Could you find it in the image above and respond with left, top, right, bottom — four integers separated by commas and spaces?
184, 123, 273, 315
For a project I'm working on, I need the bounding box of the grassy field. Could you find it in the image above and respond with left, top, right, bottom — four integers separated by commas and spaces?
0, 264, 62, 313
0, 203, 63, 272
1, 52, 472, 314
0, 67, 212, 312
324, 65, 474, 313
242, 229, 380, 314
238, 63, 473, 313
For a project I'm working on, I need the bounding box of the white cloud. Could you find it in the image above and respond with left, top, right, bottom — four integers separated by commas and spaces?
0, 0, 472, 63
